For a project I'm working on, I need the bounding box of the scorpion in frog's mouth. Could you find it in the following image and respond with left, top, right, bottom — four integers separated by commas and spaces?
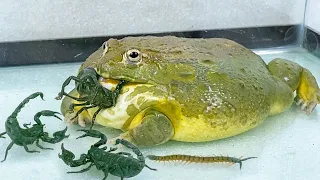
56, 67, 128, 129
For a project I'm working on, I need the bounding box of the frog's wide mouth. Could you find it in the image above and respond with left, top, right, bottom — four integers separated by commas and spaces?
98, 76, 149, 90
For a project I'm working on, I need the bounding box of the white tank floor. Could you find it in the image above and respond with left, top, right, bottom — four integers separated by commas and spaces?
0, 47, 319, 180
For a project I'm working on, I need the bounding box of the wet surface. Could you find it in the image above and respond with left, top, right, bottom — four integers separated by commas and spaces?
0, 47, 319, 180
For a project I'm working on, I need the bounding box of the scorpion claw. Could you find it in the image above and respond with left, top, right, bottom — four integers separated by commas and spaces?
55, 92, 63, 100
108, 137, 120, 146
114, 139, 122, 145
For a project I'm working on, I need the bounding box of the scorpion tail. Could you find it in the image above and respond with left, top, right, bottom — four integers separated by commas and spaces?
9, 92, 44, 119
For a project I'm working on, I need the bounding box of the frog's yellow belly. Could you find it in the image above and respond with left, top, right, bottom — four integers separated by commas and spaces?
71, 80, 265, 143
172, 115, 263, 142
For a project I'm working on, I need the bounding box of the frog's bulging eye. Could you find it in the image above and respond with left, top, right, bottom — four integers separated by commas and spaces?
124, 49, 142, 63
129, 51, 139, 59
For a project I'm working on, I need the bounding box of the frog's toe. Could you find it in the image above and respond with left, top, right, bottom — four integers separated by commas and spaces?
65, 112, 78, 124
64, 113, 86, 127
294, 96, 318, 115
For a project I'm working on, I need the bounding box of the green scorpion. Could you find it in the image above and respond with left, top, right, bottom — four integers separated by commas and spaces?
59, 129, 156, 180
0, 92, 69, 162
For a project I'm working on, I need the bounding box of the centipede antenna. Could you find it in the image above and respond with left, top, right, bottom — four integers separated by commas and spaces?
239, 157, 257, 170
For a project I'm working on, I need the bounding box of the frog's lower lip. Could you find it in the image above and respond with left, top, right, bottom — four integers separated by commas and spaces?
98, 76, 145, 90
98, 77, 115, 90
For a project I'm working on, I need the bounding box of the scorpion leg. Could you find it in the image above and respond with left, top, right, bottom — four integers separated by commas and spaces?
62, 93, 88, 102
117, 152, 132, 157
0, 132, 6, 138
41, 127, 69, 144
67, 163, 94, 174
102, 171, 109, 180
112, 80, 127, 105
35, 139, 53, 150
23, 143, 40, 153
55, 76, 83, 100
1, 142, 14, 162
144, 164, 157, 171
101, 146, 108, 150
89, 107, 102, 130
101, 146, 116, 151
71, 105, 97, 121
106, 147, 117, 152
23, 122, 31, 128
69, 102, 90, 112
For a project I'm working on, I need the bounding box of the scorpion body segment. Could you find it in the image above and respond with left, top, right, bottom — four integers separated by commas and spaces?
0, 92, 69, 162
146, 154, 257, 169
59, 129, 156, 180
55, 67, 127, 129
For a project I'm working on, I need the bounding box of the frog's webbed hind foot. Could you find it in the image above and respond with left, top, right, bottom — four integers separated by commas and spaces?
268, 58, 320, 115
295, 68, 320, 115
295, 94, 319, 115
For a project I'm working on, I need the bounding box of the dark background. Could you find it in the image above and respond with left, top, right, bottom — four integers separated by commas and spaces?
0, 25, 310, 67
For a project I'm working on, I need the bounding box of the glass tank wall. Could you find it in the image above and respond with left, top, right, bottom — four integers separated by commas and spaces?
0, 0, 319, 180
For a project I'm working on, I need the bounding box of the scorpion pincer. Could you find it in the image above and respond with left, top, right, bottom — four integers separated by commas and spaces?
58, 129, 156, 180
0, 92, 69, 162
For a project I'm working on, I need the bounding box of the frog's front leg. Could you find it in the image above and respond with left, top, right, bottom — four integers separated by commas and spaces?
112, 110, 174, 146
268, 58, 320, 114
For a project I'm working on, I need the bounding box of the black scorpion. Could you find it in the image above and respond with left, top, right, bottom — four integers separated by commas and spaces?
0, 92, 69, 162
58, 129, 156, 180
55, 67, 127, 129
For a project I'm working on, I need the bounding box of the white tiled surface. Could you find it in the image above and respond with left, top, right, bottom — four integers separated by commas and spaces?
0, 47, 319, 180
0, 0, 306, 42
305, 0, 320, 34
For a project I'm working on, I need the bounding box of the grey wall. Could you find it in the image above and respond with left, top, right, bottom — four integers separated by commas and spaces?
0, 0, 306, 42
306, 0, 320, 34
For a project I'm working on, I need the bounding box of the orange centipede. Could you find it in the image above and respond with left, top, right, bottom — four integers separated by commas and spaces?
146, 154, 257, 169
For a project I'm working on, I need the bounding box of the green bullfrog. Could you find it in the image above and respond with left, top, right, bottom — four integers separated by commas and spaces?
60, 36, 320, 146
